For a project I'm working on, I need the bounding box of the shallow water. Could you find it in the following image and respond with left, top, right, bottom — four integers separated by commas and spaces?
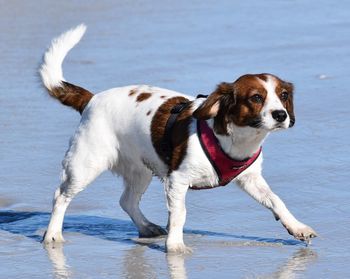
1, 0, 350, 278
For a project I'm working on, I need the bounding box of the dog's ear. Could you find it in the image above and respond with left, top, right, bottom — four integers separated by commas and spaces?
193, 82, 235, 120
284, 81, 295, 127
192, 94, 220, 119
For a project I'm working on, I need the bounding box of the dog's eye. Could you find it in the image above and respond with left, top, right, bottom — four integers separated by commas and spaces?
250, 94, 263, 104
280, 91, 289, 101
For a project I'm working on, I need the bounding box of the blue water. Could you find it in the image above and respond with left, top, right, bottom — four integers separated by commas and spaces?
1, 1, 350, 278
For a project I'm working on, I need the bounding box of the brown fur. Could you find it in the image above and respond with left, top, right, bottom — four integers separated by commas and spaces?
193, 74, 294, 134
50, 81, 93, 114
128, 89, 137, 96
229, 75, 268, 128
193, 75, 267, 134
275, 78, 295, 126
137, 93, 152, 102
151, 97, 192, 172
256, 74, 268, 82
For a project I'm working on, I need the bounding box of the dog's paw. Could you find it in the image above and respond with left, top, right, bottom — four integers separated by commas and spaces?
166, 242, 193, 254
284, 223, 317, 243
42, 230, 65, 244
139, 223, 168, 238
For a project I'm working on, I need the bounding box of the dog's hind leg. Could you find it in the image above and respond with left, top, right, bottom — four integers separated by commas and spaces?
43, 127, 112, 244
43, 166, 105, 244
119, 167, 167, 237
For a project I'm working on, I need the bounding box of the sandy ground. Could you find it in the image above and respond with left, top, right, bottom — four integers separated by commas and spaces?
1, 0, 350, 278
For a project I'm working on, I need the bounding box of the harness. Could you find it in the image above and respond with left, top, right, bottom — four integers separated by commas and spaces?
162, 95, 262, 190
193, 119, 261, 189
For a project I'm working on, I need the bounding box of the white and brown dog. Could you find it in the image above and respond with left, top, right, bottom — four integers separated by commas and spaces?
40, 25, 317, 253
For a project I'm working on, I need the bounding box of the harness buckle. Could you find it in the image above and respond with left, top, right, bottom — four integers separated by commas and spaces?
231, 165, 246, 170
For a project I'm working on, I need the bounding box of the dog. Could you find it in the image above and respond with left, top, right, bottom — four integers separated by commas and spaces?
40, 25, 317, 253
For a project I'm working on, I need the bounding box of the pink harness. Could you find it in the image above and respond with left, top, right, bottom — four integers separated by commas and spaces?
190, 120, 262, 190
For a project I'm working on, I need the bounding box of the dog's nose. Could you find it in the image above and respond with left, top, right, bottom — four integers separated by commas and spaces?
272, 110, 287, 122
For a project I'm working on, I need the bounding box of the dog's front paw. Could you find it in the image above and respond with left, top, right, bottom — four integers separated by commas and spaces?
283, 222, 317, 243
166, 242, 193, 254
42, 230, 65, 245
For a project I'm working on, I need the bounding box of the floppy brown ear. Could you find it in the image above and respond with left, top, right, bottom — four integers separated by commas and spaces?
192, 82, 234, 120
192, 93, 220, 119
284, 82, 295, 127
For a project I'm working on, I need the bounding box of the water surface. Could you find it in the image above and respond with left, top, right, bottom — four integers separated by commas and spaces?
1, 1, 350, 278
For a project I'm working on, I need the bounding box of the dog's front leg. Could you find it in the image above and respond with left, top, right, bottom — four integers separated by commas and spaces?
165, 179, 191, 254
236, 172, 317, 243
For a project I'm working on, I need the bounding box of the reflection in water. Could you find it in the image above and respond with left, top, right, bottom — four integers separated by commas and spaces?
264, 248, 318, 279
45, 243, 71, 279
45, 239, 189, 279
45, 240, 316, 279
124, 238, 188, 279
0, 211, 317, 278
166, 253, 187, 279
122, 244, 158, 279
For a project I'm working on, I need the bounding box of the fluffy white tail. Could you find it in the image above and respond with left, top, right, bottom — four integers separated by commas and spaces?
39, 24, 93, 114
39, 24, 86, 91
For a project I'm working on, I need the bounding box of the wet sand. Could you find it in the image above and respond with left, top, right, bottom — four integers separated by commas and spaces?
1, 0, 350, 278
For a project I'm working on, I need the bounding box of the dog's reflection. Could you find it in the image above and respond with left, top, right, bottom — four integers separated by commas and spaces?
123, 237, 188, 279
45, 243, 71, 279
0, 210, 317, 278
45, 240, 316, 279
122, 244, 158, 279
266, 248, 317, 279
128, 238, 188, 279
166, 253, 188, 279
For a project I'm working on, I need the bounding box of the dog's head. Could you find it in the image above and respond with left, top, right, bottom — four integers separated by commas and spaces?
193, 73, 295, 134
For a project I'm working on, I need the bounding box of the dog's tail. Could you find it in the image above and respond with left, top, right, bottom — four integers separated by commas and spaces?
39, 24, 93, 114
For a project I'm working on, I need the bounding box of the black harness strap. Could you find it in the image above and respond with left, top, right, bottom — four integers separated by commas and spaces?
161, 102, 190, 163
161, 94, 208, 164
196, 94, 209, 99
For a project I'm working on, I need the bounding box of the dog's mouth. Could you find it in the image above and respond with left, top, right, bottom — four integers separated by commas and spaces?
272, 124, 285, 131
247, 118, 263, 129
248, 119, 289, 132
270, 122, 291, 131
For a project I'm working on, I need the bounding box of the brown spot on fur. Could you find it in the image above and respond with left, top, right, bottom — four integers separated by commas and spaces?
137, 92, 152, 102
129, 89, 137, 96
160, 95, 166, 99
147, 110, 152, 116
50, 81, 93, 114
151, 97, 192, 172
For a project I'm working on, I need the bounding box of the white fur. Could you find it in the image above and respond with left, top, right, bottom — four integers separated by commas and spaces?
260, 76, 290, 130
42, 26, 316, 252
39, 24, 86, 91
